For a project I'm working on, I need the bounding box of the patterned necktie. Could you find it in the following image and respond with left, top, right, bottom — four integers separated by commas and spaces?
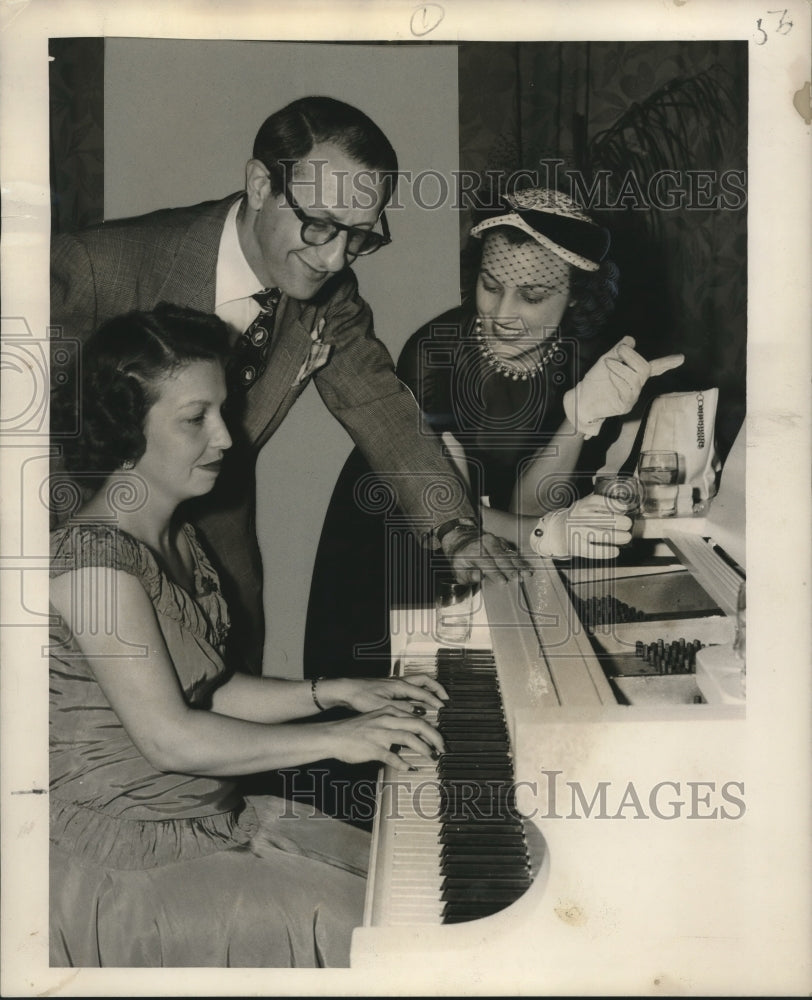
228, 287, 282, 392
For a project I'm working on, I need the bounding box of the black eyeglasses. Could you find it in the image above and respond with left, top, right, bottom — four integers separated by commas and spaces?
284, 183, 391, 257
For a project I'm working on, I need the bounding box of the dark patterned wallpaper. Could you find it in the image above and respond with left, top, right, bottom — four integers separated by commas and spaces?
49, 37, 104, 235
459, 41, 747, 456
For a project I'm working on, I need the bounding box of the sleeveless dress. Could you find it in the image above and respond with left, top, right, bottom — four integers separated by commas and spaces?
49, 522, 369, 968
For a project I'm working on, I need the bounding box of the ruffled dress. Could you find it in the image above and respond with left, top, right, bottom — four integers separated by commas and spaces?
49, 522, 369, 968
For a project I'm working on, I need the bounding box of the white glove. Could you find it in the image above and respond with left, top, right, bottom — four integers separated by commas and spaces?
528, 494, 633, 560
563, 336, 684, 439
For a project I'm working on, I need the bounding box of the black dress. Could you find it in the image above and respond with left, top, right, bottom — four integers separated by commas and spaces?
305, 304, 608, 681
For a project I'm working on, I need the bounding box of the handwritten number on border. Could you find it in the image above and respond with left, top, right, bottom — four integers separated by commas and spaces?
411, 4, 445, 37
755, 9, 794, 44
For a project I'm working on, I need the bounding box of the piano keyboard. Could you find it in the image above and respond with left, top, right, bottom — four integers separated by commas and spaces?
364, 646, 534, 927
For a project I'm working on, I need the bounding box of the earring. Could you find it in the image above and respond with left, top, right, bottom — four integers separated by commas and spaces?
121, 459, 135, 471
568, 299, 577, 309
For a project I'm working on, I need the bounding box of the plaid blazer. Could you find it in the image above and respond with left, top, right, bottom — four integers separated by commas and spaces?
51, 196, 473, 673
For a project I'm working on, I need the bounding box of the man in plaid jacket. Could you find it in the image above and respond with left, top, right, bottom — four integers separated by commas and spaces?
51, 95, 524, 674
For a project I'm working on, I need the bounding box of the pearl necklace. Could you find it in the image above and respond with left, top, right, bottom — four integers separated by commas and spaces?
474, 317, 559, 381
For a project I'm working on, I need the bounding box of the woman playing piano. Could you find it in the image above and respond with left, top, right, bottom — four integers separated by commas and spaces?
307, 186, 684, 679
48, 304, 447, 968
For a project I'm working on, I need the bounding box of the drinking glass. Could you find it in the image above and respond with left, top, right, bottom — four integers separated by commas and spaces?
637, 450, 680, 517
434, 580, 474, 645
593, 473, 642, 514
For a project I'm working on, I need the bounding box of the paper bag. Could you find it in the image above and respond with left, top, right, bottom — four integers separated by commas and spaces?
640, 389, 722, 514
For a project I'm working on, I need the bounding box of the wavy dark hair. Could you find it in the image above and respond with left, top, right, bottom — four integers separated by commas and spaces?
464, 223, 620, 341
252, 95, 399, 201
57, 304, 231, 480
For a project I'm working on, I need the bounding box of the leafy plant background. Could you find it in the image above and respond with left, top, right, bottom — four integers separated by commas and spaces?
459, 41, 747, 458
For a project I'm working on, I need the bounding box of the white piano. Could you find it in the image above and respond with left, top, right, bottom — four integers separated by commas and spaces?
351, 429, 752, 991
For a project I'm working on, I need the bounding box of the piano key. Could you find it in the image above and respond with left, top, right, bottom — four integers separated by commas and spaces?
438, 753, 511, 763
367, 644, 533, 927
443, 740, 508, 753
440, 834, 527, 850
440, 814, 524, 829
441, 864, 529, 880
442, 886, 532, 903
440, 843, 529, 860
443, 905, 511, 923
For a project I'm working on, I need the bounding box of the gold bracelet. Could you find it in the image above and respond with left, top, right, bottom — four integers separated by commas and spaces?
311, 677, 327, 712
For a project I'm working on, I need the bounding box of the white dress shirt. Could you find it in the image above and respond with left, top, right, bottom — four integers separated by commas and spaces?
214, 197, 265, 339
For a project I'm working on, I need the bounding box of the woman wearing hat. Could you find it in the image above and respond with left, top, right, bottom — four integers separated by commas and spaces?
401, 186, 684, 558
305, 188, 684, 682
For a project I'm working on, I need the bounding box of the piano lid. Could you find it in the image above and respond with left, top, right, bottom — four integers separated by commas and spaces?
703, 422, 745, 571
